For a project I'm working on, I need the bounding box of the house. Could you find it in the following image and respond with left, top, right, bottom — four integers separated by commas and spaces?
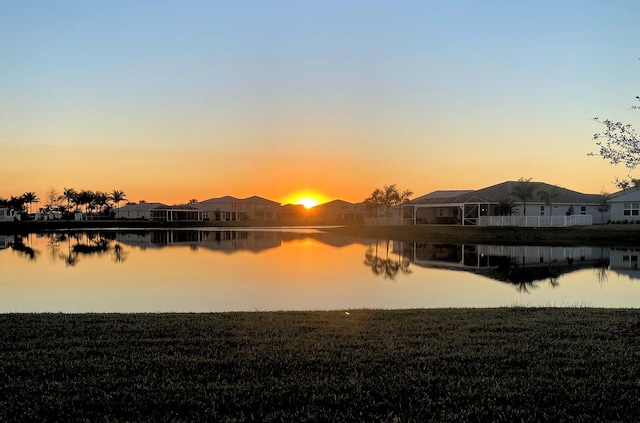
116, 202, 167, 219
310, 200, 366, 222
280, 204, 312, 223
0, 207, 14, 222
150, 205, 203, 222
608, 190, 640, 223
197, 196, 280, 221
407, 181, 608, 227
115, 202, 204, 221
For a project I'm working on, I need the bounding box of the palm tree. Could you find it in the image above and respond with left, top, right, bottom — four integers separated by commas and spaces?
538, 185, 562, 221
364, 188, 384, 217
8, 196, 26, 218
76, 190, 94, 218
92, 191, 109, 217
496, 198, 519, 216
62, 188, 77, 218
510, 177, 536, 216
109, 190, 126, 210
22, 192, 39, 215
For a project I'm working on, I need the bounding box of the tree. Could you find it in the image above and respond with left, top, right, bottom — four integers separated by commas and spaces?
45, 187, 60, 215
188, 198, 198, 205
614, 177, 631, 194
538, 185, 561, 219
496, 198, 519, 216
592, 95, 640, 168
62, 188, 77, 217
510, 177, 536, 216
597, 189, 611, 224
8, 196, 26, 218
365, 184, 413, 217
109, 190, 127, 212
92, 191, 110, 217
76, 190, 94, 217
22, 192, 39, 215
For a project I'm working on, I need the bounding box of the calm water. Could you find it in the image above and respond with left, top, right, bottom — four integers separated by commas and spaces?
1, 228, 639, 312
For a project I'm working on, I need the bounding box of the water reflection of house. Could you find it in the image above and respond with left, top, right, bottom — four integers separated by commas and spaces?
0, 235, 11, 250
407, 243, 607, 269
609, 248, 640, 279
116, 230, 282, 253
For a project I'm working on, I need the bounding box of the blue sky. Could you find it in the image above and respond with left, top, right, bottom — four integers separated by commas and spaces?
1, 1, 639, 203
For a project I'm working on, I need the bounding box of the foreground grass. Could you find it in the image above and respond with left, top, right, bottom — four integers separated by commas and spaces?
2, 309, 640, 421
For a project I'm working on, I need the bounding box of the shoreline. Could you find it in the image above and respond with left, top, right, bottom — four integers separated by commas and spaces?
4, 220, 640, 246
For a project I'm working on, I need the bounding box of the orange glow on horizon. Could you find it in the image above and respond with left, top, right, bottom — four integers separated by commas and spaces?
282, 190, 330, 208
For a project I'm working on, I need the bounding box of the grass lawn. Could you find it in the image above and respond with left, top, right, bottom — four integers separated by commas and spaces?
2, 309, 640, 422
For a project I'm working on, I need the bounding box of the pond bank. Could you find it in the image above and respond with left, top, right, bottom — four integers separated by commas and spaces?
2, 308, 639, 421
3, 220, 640, 246
323, 224, 640, 246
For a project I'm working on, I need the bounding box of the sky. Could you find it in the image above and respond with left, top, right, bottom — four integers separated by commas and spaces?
1, 1, 639, 206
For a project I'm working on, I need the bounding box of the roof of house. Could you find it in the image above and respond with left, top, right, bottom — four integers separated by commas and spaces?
411, 181, 602, 206
153, 205, 201, 210
199, 195, 279, 205
608, 190, 640, 203
118, 202, 167, 211
314, 199, 369, 211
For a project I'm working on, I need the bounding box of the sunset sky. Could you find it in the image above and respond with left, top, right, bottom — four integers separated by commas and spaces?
2, 1, 639, 206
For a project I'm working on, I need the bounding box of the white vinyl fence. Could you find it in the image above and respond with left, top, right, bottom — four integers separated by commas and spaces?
477, 215, 592, 227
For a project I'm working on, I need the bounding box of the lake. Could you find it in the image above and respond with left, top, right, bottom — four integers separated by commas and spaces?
1, 228, 639, 312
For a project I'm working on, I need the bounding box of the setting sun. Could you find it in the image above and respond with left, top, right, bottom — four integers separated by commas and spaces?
282, 190, 329, 209
296, 197, 320, 209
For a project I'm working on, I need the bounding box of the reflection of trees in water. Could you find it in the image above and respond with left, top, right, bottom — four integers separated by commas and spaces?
364, 240, 411, 281
112, 242, 128, 263
7, 230, 130, 266
9, 235, 38, 260
54, 231, 128, 267
594, 262, 610, 285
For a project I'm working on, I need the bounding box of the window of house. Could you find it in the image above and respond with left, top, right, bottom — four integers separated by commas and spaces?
580, 206, 587, 215
540, 206, 545, 216
623, 203, 640, 216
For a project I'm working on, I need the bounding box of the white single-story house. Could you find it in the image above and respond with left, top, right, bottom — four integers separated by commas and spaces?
116, 202, 204, 221
34, 210, 63, 220
0, 207, 20, 222
0, 207, 14, 222
405, 181, 609, 227
197, 196, 280, 221
116, 202, 167, 219
609, 190, 640, 223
